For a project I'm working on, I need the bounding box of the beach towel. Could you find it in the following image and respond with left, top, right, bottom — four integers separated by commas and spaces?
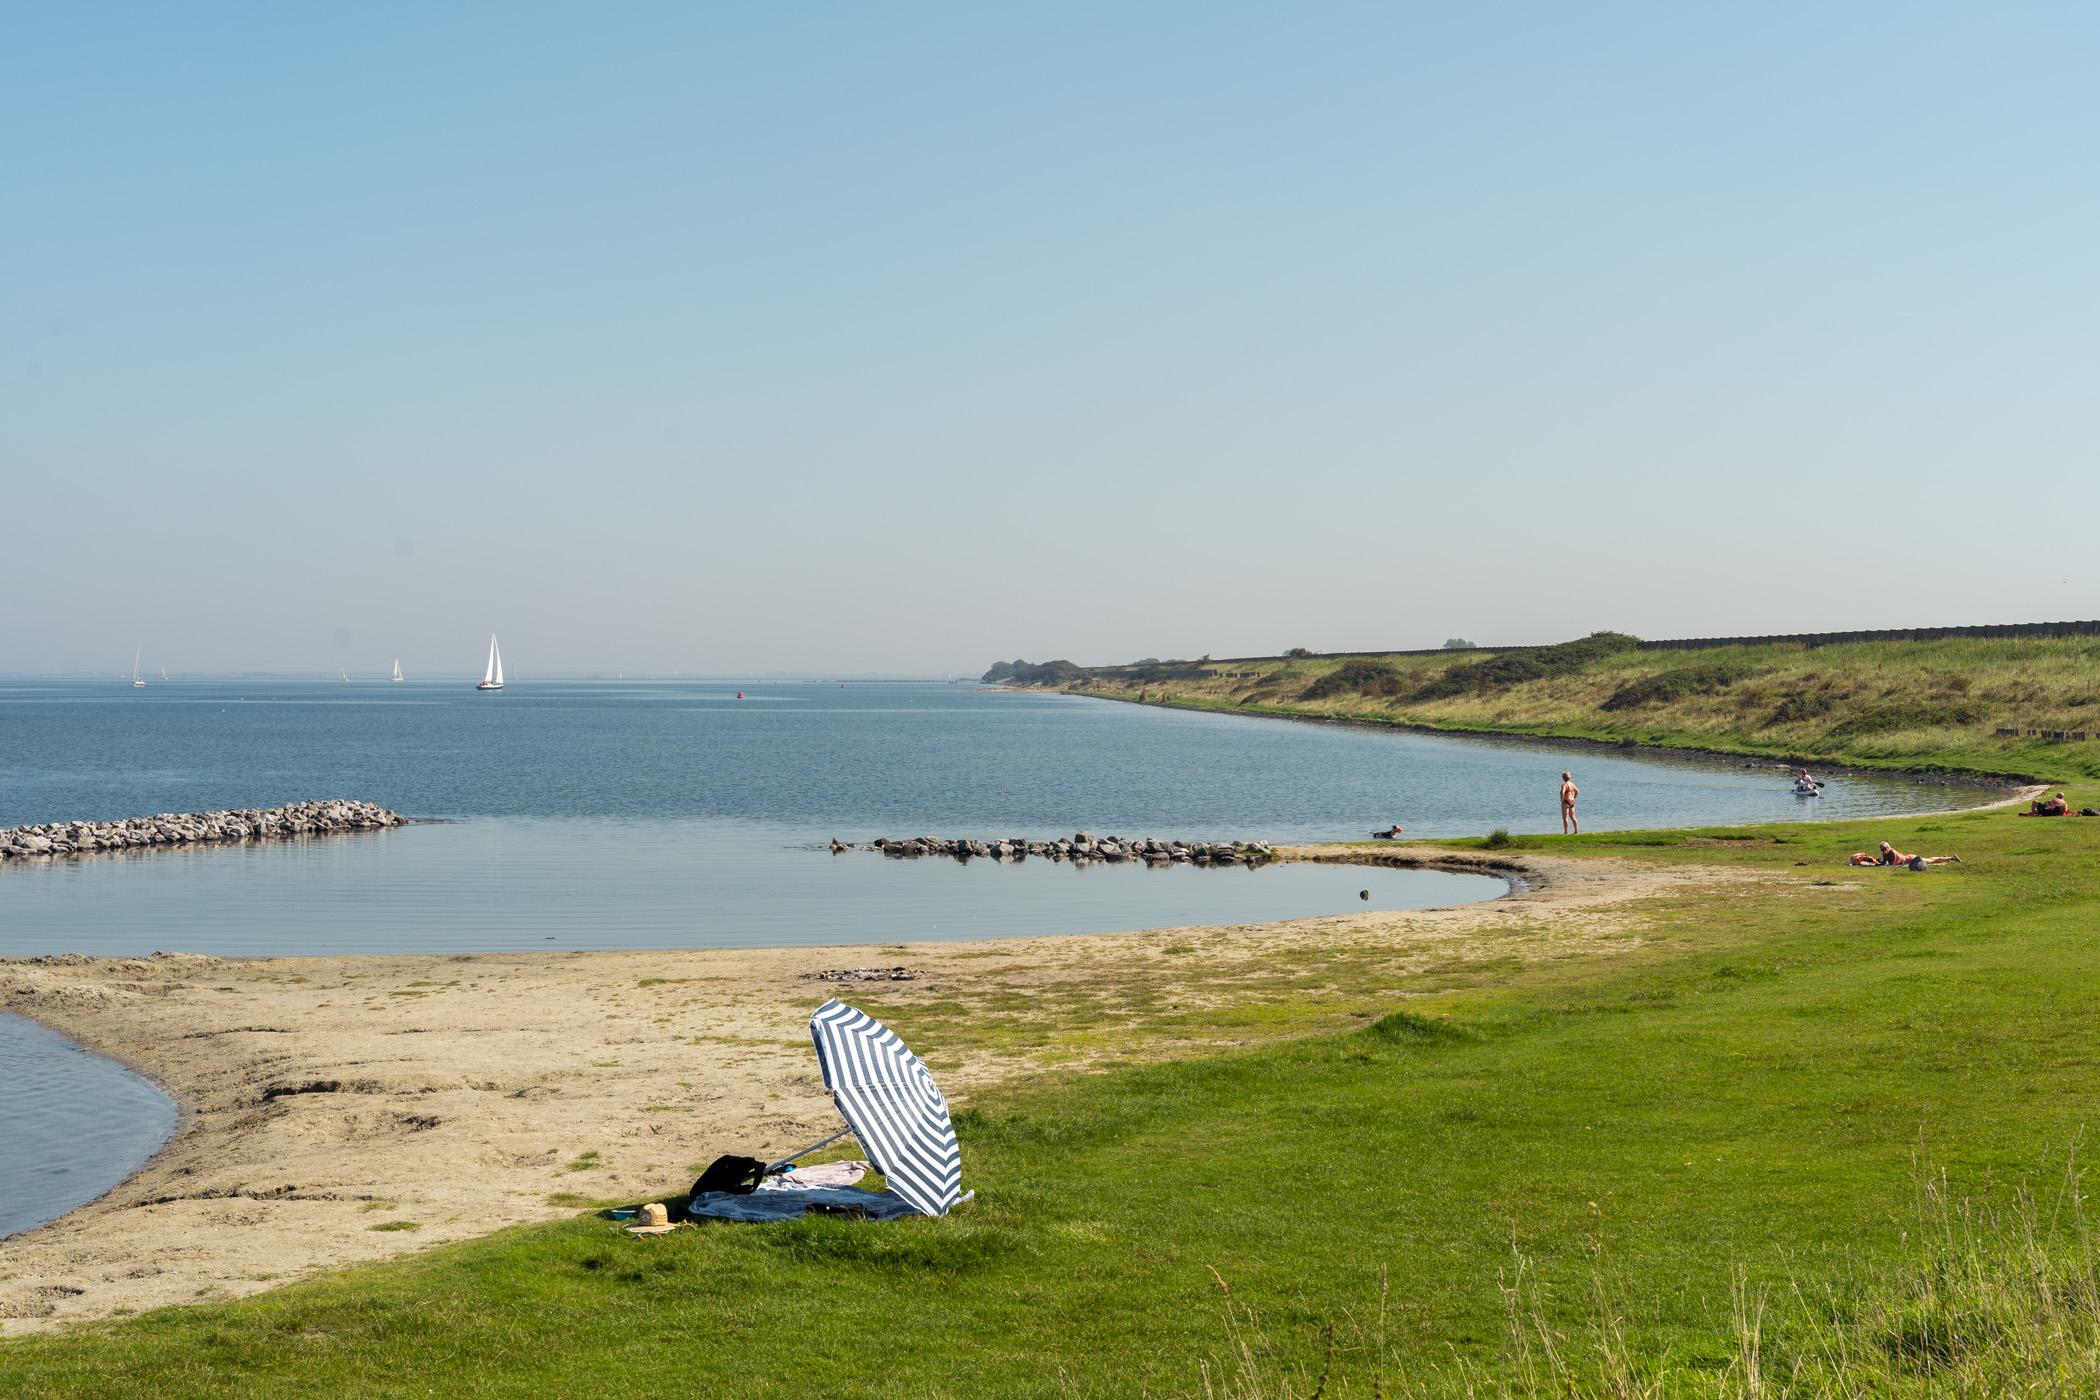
760, 1160, 868, 1190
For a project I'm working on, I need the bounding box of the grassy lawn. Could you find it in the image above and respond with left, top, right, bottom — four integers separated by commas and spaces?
5, 799, 2099, 1395
1069, 633, 2100, 782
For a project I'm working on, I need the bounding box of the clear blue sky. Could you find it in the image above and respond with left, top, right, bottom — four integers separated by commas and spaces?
5, 3, 2095, 675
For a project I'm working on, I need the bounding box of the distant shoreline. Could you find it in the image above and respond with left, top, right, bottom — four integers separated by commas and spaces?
1044, 687, 2038, 793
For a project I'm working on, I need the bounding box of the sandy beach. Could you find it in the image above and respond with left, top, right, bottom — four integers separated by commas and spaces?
0, 846, 1787, 1334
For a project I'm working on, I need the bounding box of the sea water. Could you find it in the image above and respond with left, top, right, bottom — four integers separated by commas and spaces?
0, 678, 1980, 958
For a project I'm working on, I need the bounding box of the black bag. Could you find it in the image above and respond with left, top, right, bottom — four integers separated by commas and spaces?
691, 1154, 768, 1197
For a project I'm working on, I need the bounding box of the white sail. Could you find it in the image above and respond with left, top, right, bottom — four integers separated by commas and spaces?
392, 659, 403, 682
492, 636, 504, 687
132, 646, 146, 688
483, 634, 499, 686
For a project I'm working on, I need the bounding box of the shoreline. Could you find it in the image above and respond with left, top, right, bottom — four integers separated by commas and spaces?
0, 845, 1726, 1333
0, 764, 2044, 1334
1048, 687, 2042, 792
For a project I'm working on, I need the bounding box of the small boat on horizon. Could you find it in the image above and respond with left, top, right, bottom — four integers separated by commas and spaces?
392, 659, 403, 683
477, 634, 505, 691
131, 647, 146, 689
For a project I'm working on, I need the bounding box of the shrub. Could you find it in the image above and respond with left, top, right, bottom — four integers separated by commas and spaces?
1302, 660, 1409, 701
983, 659, 1089, 686
1411, 632, 1641, 702
1482, 828, 1514, 848
1441, 637, 1476, 650
1602, 661, 1761, 711
1823, 702, 1983, 740
1284, 646, 1315, 658
1765, 690, 1836, 726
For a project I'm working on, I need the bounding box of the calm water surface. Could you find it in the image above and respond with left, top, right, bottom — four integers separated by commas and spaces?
0, 678, 1983, 959
0, 1013, 178, 1239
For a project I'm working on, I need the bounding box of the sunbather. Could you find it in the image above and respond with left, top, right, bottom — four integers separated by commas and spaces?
1849, 840, 1960, 867
2021, 792, 2071, 816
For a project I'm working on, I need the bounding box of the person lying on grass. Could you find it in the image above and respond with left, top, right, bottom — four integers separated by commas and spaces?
2021, 792, 2071, 816
1849, 841, 1961, 868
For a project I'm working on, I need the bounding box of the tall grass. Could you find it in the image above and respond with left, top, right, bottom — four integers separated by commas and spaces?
1195, 1153, 2100, 1397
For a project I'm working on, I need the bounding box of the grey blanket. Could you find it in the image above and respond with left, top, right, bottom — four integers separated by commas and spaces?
685, 1185, 922, 1223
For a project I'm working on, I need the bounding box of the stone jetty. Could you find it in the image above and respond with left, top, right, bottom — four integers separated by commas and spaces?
838, 832, 1276, 866
0, 799, 406, 861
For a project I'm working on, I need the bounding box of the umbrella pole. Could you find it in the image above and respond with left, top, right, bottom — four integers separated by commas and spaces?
765, 1127, 852, 1175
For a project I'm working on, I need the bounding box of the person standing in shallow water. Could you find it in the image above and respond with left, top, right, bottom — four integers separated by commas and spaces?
1559, 771, 1580, 835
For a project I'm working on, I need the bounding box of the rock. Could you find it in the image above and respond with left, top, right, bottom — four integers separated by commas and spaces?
0, 800, 404, 864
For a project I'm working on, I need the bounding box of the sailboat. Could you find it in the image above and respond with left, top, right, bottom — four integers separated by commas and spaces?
392, 659, 403, 683
476, 633, 505, 691
131, 647, 147, 688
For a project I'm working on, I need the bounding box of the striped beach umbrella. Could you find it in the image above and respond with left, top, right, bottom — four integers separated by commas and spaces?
806, 999, 963, 1217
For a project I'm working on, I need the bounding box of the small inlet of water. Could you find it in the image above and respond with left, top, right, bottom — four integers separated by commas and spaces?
0, 1013, 178, 1240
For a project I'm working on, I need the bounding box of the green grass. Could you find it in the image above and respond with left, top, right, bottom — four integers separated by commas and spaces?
5, 801, 2100, 1395
1067, 633, 2100, 781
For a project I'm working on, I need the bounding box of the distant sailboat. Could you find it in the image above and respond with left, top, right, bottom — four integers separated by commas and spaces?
131, 646, 147, 688
341, 669, 349, 683
392, 659, 403, 683
477, 633, 505, 691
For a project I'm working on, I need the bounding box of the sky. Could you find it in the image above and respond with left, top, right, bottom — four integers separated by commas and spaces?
4, 3, 2097, 675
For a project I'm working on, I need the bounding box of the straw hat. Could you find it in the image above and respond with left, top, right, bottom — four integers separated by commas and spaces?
626, 1202, 679, 1236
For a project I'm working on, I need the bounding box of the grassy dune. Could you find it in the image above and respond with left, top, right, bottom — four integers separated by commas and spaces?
7, 800, 2100, 1396
1070, 634, 2100, 781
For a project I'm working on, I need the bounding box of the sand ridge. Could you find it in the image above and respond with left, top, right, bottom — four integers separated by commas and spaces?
0, 849, 1763, 1333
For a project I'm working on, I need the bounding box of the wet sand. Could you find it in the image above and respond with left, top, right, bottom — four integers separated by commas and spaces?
0, 848, 1767, 1332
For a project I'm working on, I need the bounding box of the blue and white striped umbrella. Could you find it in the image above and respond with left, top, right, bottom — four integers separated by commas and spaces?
807, 999, 963, 1217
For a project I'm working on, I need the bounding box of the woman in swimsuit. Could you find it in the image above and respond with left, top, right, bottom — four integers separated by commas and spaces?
1849, 841, 1961, 867
1559, 771, 1579, 835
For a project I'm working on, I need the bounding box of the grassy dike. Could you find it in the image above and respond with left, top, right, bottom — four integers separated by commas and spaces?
4, 798, 2100, 1396
1062, 633, 2100, 783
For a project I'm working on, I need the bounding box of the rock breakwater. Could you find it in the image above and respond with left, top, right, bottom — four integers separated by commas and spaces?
837, 832, 1277, 866
0, 800, 405, 861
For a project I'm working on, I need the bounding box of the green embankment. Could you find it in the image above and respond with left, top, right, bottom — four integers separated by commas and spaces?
1064, 633, 2100, 782
6, 801, 2100, 1395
